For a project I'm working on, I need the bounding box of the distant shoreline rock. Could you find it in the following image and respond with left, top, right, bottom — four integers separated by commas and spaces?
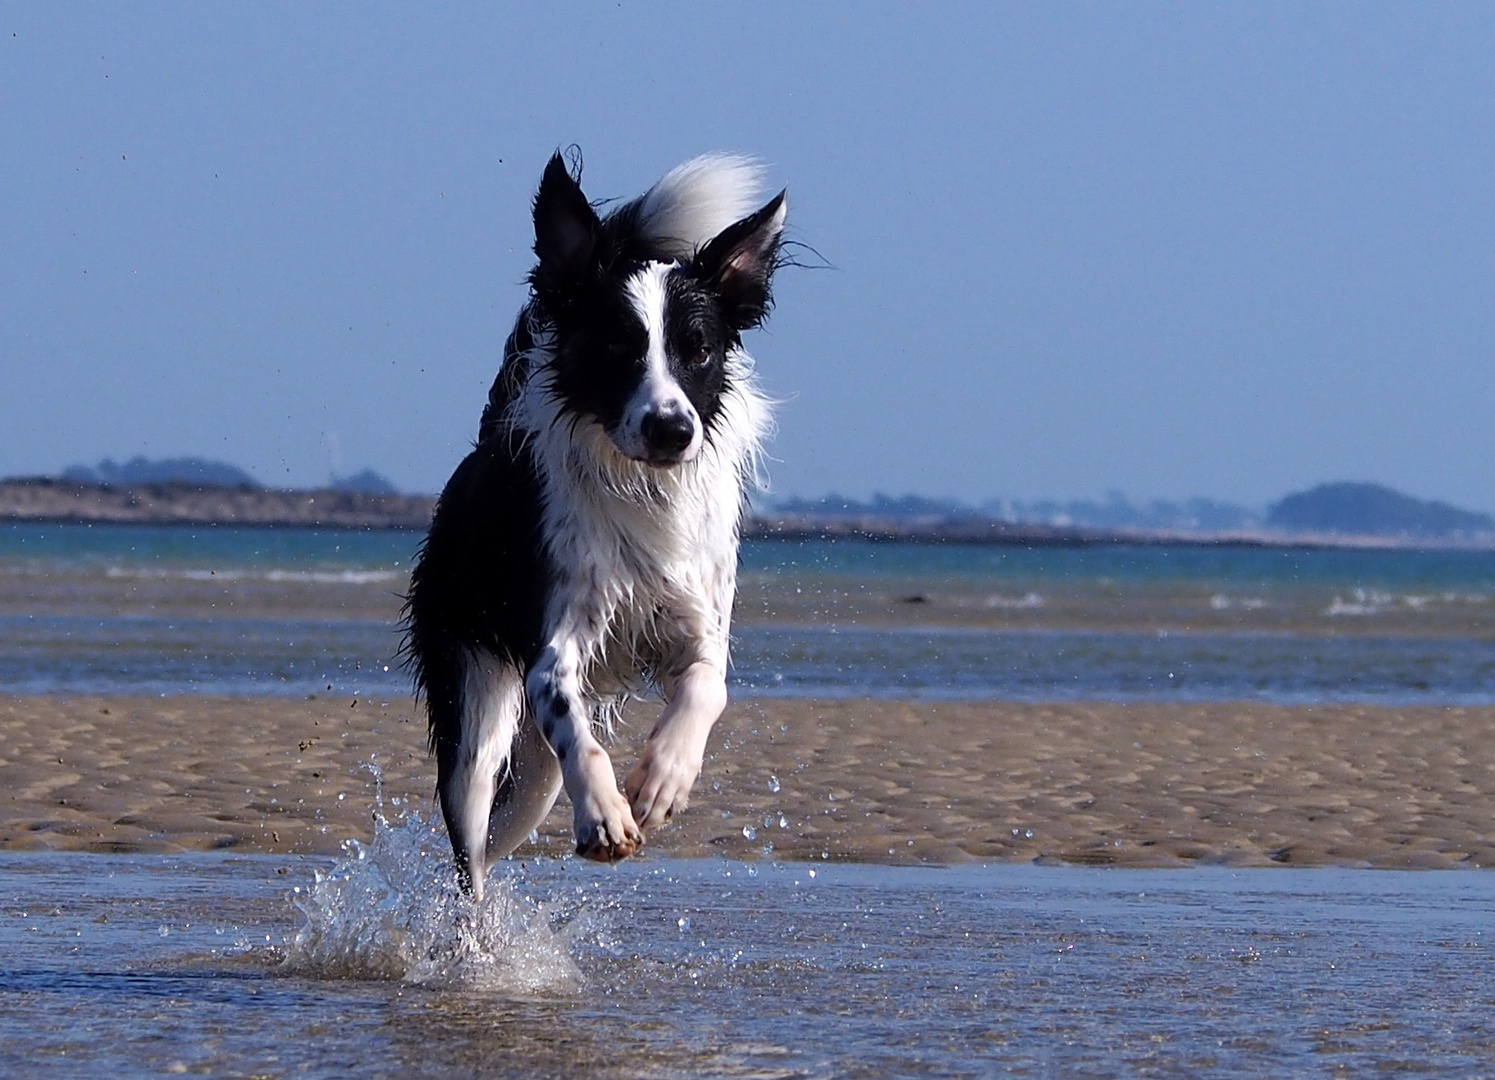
3, 478, 1491, 550
62, 455, 261, 489
1268, 482, 1494, 540
0, 477, 434, 530
741, 511, 1490, 550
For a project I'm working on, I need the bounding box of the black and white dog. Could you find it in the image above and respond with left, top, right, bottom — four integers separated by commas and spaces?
405, 152, 785, 899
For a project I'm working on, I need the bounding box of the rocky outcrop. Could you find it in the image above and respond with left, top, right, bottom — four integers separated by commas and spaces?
1268, 482, 1494, 539
0, 478, 435, 530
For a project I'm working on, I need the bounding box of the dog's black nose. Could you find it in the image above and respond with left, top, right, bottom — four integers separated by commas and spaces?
640, 410, 696, 460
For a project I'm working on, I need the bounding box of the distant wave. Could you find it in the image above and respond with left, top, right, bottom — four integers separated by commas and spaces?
1325, 589, 1490, 617
1209, 594, 1268, 611
984, 592, 1044, 609
99, 566, 404, 586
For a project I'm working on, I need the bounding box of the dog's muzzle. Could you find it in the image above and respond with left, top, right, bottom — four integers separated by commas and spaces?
637, 406, 698, 465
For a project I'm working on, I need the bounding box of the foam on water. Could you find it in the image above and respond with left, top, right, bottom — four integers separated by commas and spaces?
102, 566, 403, 585
6, 854, 1495, 1076
281, 786, 595, 993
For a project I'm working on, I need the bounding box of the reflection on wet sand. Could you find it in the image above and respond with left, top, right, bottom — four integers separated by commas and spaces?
4, 694, 1494, 869
4, 853, 1495, 1079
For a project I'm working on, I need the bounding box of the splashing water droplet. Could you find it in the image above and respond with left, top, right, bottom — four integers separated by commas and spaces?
742, 825, 757, 841
281, 804, 595, 993
767, 775, 781, 794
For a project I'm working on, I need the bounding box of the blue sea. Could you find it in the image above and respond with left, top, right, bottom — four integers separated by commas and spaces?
5, 846, 1495, 1078
5, 528, 1495, 1078
1, 522, 1491, 704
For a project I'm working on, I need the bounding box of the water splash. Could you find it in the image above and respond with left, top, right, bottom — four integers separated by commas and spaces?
282, 791, 593, 993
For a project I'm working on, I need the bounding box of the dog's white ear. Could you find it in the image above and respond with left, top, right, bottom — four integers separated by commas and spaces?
694, 191, 787, 330
532, 153, 600, 289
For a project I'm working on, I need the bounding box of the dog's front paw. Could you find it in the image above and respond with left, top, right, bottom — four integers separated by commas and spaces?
573, 786, 644, 862
625, 745, 702, 831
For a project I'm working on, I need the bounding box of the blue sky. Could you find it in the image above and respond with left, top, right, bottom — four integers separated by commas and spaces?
3, 3, 1493, 510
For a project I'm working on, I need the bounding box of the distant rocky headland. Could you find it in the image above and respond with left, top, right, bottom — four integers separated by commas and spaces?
2, 463, 1490, 549
0, 456, 428, 530
0, 477, 434, 530
1266, 482, 1493, 539
0, 478, 1249, 543
754, 482, 1495, 549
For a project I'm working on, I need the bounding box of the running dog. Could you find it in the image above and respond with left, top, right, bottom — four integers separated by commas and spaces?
404, 152, 785, 899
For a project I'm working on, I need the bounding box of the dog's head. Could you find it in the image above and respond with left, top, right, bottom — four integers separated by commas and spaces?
527, 153, 786, 468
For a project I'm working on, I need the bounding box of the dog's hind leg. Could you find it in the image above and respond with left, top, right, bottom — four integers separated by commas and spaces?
437, 651, 523, 902
484, 710, 563, 862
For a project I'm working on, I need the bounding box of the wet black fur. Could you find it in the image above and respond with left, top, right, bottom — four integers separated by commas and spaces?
402, 152, 784, 866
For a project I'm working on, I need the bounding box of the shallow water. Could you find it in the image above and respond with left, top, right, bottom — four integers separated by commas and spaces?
5, 525, 1492, 704
3, 833, 1493, 1078
6, 612, 1494, 705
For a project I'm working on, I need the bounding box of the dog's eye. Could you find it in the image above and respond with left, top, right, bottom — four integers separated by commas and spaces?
683, 345, 712, 368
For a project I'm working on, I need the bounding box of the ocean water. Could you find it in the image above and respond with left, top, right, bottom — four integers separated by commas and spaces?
2, 523, 1493, 702
5, 527, 1494, 1076
3, 828, 1494, 1078
1, 523, 1491, 704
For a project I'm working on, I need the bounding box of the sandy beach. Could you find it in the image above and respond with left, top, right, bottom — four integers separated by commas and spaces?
3, 693, 1491, 869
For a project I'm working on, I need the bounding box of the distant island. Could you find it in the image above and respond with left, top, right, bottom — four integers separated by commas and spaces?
63, 455, 261, 489
750, 482, 1494, 548
0, 457, 426, 529
1, 459, 1490, 548
767, 492, 1260, 533
59, 455, 401, 496
1266, 482, 1493, 539
0, 477, 434, 530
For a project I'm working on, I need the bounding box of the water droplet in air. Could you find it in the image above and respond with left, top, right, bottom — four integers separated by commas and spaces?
767, 775, 781, 794
677, 916, 690, 931
742, 825, 757, 841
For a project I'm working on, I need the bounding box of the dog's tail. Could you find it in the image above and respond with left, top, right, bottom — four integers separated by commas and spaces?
632, 154, 768, 260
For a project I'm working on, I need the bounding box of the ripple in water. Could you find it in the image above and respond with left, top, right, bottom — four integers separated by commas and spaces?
281, 794, 596, 994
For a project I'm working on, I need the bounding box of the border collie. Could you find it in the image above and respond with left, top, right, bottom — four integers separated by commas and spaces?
405, 152, 786, 899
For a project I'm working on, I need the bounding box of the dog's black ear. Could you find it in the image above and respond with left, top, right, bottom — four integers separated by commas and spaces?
694, 190, 787, 330
532, 152, 600, 289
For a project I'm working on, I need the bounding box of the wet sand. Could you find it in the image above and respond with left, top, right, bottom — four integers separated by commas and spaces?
2, 693, 1493, 869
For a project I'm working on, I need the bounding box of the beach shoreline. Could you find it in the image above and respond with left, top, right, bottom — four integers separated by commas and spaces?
7, 487, 1494, 551
3, 693, 1491, 870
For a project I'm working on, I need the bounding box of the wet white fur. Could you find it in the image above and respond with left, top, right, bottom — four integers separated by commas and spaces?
451, 654, 561, 872
451, 155, 778, 897
498, 311, 770, 877
635, 153, 768, 260
507, 316, 771, 700
612, 263, 704, 464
